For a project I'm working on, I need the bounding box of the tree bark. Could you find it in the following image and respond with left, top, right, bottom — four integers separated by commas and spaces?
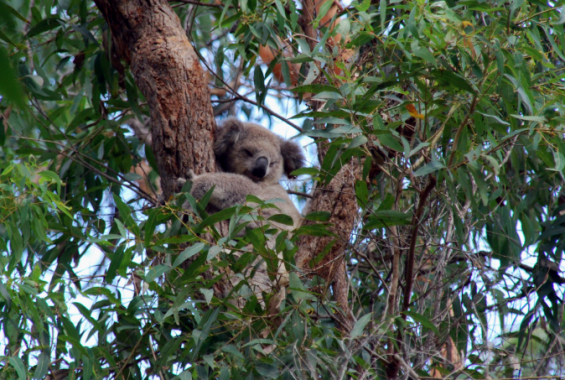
295, 145, 358, 329
94, 0, 216, 199
295, 0, 358, 329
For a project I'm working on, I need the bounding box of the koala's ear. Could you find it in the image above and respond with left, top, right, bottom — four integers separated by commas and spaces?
280, 138, 305, 178
214, 117, 244, 161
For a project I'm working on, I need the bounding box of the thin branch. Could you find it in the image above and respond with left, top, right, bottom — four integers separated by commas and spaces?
194, 41, 303, 133
394, 354, 421, 380
402, 175, 436, 314
447, 94, 478, 168
170, 0, 222, 8
287, 189, 313, 198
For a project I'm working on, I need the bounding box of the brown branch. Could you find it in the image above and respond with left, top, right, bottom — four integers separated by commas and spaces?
287, 189, 314, 198
447, 94, 478, 168
299, 0, 318, 51
402, 175, 437, 314
170, 0, 222, 7
195, 51, 304, 133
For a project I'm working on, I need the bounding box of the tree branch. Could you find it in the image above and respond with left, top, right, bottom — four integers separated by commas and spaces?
403, 176, 437, 314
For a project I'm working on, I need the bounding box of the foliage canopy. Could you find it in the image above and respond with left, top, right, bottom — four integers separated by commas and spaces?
1, 0, 565, 379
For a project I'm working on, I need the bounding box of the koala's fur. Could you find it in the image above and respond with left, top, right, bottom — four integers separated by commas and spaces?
189, 117, 305, 230
181, 118, 305, 306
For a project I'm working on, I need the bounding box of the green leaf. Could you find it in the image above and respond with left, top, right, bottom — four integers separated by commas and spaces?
0, 29, 20, 48
113, 193, 141, 237
200, 287, 214, 305
290, 167, 319, 177
207, 245, 222, 260
347, 135, 368, 150
289, 272, 311, 301
268, 213, 294, 226
411, 41, 436, 67
27, 17, 63, 38
354, 0, 371, 12
314, 117, 350, 125
380, 0, 387, 31
378, 134, 403, 152
145, 264, 170, 282
33, 352, 49, 379
476, 111, 510, 125
0, 2, 28, 23
106, 246, 125, 283
346, 31, 375, 48
403, 311, 439, 335
350, 313, 372, 339
510, 114, 545, 122
355, 180, 369, 207
304, 211, 331, 221
197, 206, 238, 230
0, 282, 11, 308
314, 0, 333, 28
407, 6, 419, 38
431, 69, 476, 95
9, 356, 26, 380
0, 47, 26, 109
145, 208, 159, 247
222, 344, 245, 359
254, 65, 265, 105
413, 161, 444, 176
312, 91, 343, 100
290, 84, 341, 94
173, 242, 206, 268
364, 210, 411, 229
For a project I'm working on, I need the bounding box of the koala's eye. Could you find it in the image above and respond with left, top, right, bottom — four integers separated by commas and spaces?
269, 161, 277, 167
244, 149, 253, 157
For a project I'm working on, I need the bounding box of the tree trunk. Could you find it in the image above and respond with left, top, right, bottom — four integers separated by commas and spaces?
296, 146, 358, 329
93, 0, 216, 199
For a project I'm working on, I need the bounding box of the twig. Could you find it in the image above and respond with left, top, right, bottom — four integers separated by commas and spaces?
447, 94, 478, 168
170, 0, 222, 8
287, 189, 313, 198
114, 330, 147, 380
211, 97, 239, 103
394, 354, 421, 380
194, 45, 304, 132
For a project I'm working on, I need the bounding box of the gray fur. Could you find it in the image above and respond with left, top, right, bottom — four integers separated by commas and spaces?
189, 117, 306, 229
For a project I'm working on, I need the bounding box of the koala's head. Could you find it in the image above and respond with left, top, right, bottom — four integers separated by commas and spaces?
214, 118, 305, 185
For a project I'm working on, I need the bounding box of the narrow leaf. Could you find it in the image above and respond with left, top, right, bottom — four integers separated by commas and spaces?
173, 242, 206, 268
145, 264, 170, 282
350, 313, 372, 339
403, 311, 439, 335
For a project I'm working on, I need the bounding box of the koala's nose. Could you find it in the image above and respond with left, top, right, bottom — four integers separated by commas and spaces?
252, 156, 268, 178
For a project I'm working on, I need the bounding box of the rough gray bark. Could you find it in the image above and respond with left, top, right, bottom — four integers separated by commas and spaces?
295, 148, 359, 329
94, 0, 216, 199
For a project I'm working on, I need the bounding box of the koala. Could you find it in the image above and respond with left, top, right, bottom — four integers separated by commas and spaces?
179, 118, 306, 307
188, 117, 305, 230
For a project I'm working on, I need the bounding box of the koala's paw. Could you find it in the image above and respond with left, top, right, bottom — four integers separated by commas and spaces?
177, 170, 198, 189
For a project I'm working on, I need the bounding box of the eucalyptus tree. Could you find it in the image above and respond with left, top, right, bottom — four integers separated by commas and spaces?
1, 0, 564, 379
